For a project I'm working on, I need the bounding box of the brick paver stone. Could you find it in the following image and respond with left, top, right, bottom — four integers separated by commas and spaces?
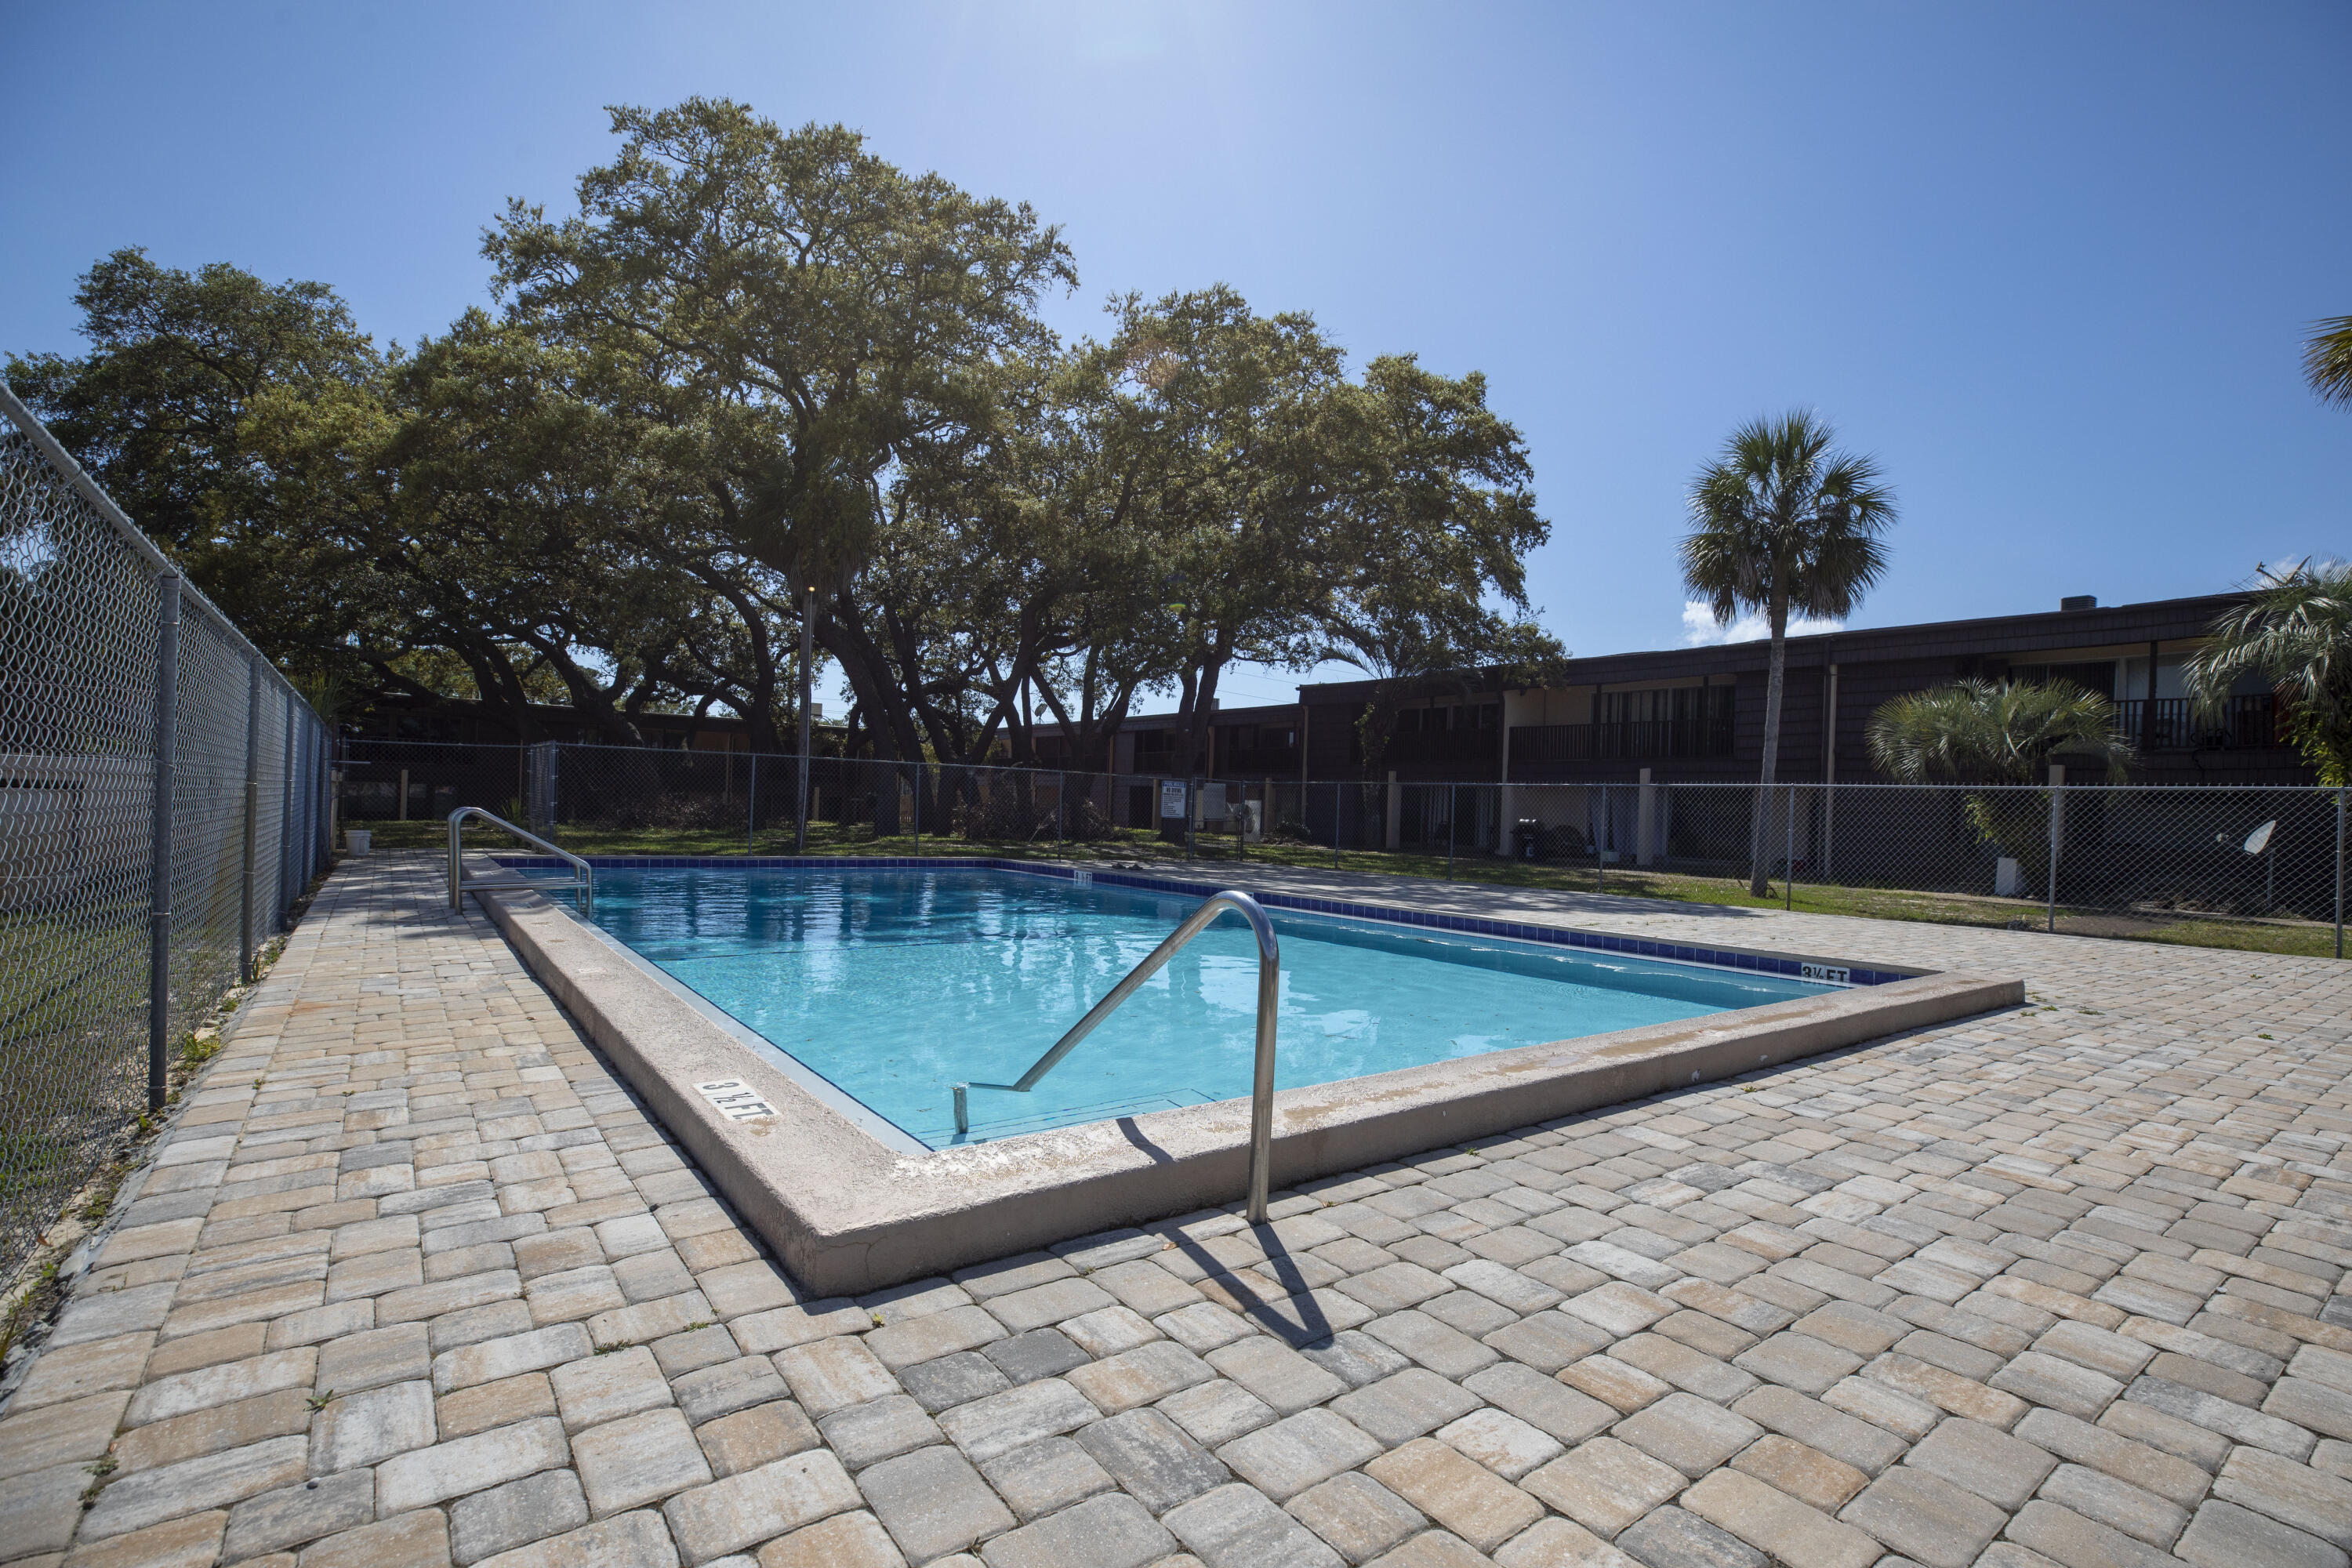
448, 1468, 592, 1565
1840, 1465, 2009, 1567
1433, 1409, 1563, 1481
1363, 1436, 1544, 1551
1163, 1482, 1347, 1567
856, 1443, 1017, 1561
376, 1416, 571, 1514
976, 1434, 1114, 1519
1218, 1409, 1386, 1501
935, 1377, 1101, 1463
573, 1406, 715, 1515
475, 1510, 679, 1568
2175, 1498, 2349, 1568
1073, 1408, 1232, 1511
662, 1450, 859, 1563
1519, 1436, 1687, 1537
757, 1508, 907, 1568
1682, 1468, 1882, 1568
1283, 1470, 1427, 1562
975, 1490, 1174, 1568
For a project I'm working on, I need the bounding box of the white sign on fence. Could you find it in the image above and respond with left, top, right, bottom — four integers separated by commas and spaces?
1160, 779, 1187, 819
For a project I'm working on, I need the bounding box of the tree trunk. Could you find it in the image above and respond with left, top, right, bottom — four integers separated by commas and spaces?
525, 637, 647, 748
1749, 594, 1789, 895
1180, 632, 1232, 777
687, 561, 785, 753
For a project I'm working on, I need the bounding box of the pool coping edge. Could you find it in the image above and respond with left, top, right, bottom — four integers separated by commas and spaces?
473, 866, 2023, 1297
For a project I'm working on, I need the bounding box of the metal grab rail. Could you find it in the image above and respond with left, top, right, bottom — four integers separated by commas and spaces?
447, 807, 593, 914
954, 889, 1285, 1223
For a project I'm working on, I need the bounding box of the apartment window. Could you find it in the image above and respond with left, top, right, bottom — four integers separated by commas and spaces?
1596, 686, 1733, 725
1399, 703, 1496, 731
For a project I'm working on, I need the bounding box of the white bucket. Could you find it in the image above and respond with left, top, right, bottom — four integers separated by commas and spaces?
346, 829, 372, 856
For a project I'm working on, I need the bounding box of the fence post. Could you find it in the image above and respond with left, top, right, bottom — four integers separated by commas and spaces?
148, 573, 181, 1112
2336, 786, 2345, 961
913, 761, 923, 855
748, 753, 758, 853
1820, 779, 1835, 880
1635, 767, 1653, 867
241, 656, 260, 983
1785, 785, 1795, 911
1332, 781, 1341, 871
278, 689, 293, 913
2045, 767, 2065, 934
1597, 785, 1607, 893
796, 587, 814, 855
1448, 783, 1457, 879
1057, 771, 1066, 846
1187, 777, 1197, 859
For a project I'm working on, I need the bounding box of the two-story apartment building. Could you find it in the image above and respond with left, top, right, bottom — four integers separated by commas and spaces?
1038, 590, 2310, 791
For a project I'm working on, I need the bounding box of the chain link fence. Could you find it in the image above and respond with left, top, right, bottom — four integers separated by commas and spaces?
349, 739, 2348, 958
336, 739, 532, 828
1, 385, 331, 1279
484, 742, 1234, 854
1270, 775, 2346, 953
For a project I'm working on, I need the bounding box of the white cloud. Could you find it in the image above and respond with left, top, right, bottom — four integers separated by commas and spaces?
1680, 601, 1845, 647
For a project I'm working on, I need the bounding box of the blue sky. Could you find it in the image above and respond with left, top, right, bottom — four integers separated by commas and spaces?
6, 2, 2347, 713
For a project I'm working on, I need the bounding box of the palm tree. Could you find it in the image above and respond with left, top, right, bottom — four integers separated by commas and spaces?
1682, 412, 1896, 893
1867, 681, 2133, 786
2304, 316, 2352, 407
1867, 680, 2132, 886
2184, 561, 2352, 785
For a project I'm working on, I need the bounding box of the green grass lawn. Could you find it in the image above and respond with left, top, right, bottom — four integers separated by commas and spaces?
379, 813, 2352, 960
0, 903, 237, 1279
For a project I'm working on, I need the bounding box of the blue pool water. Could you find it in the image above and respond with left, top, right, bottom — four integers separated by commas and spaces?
582, 867, 1831, 1147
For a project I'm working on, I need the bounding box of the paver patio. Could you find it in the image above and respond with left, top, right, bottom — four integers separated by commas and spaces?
5, 852, 2350, 1568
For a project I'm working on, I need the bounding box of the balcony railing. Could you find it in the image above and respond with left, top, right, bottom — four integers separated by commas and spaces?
1509, 717, 1735, 764
1216, 746, 1299, 775
2115, 695, 2282, 752
1376, 728, 1501, 765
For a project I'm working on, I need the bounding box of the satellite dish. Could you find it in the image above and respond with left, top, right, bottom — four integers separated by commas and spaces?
2241, 820, 2277, 855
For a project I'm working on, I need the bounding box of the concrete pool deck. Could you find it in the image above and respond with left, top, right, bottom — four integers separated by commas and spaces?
4, 851, 2349, 1567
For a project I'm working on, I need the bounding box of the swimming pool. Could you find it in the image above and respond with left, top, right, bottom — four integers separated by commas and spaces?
579, 866, 1835, 1148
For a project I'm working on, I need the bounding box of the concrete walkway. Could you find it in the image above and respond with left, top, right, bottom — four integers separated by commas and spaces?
4, 854, 2350, 1568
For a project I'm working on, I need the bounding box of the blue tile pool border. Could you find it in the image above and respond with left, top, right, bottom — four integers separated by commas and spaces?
488, 855, 1920, 987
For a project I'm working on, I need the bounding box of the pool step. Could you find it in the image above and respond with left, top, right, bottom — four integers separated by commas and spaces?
924, 1087, 1218, 1145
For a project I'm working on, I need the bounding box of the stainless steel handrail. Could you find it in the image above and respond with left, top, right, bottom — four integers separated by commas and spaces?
447, 808, 593, 915
954, 889, 1284, 1223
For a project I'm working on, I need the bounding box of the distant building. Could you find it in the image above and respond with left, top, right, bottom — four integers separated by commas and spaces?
337, 697, 842, 824
1036, 591, 2310, 789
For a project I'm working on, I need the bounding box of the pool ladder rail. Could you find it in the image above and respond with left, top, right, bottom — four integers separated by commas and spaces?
447, 807, 594, 915
954, 888, 1284, 1225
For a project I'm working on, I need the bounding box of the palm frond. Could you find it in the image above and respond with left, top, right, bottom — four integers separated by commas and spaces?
1867, 679, 2132, 785
2304, 315, 2352, 408
2183, 561, 2352, 720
